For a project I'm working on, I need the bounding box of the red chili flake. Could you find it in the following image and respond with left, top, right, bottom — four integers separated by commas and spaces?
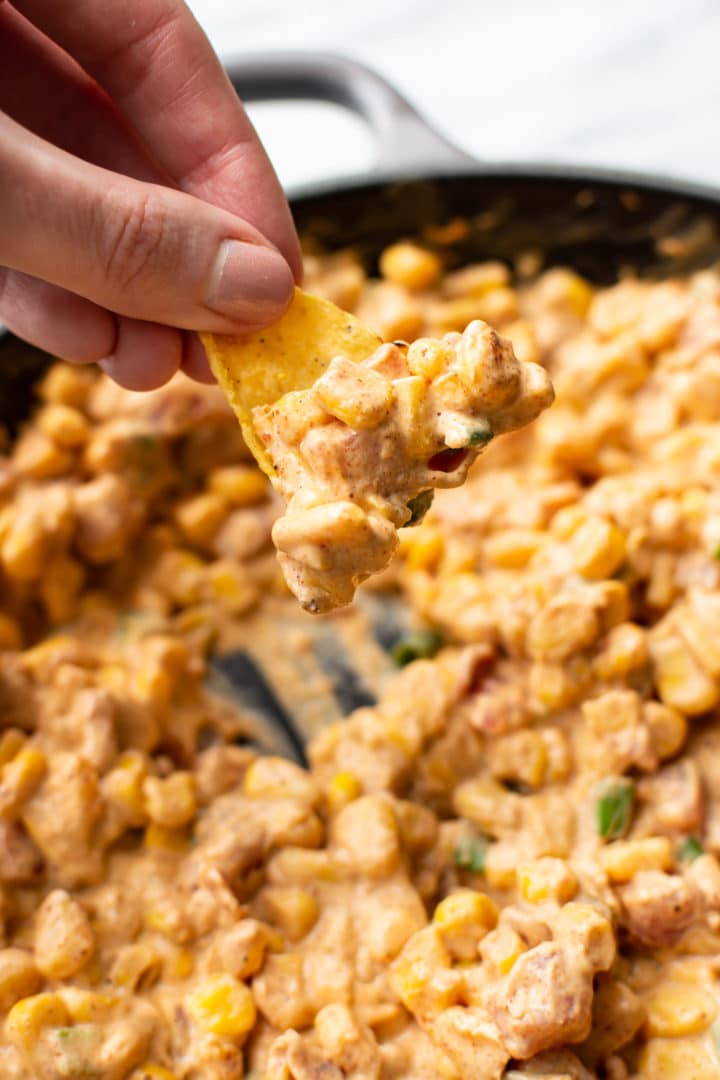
428, 448, 469, 473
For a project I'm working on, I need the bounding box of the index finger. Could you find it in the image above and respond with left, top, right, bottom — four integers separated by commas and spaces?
15, 0, 303, 279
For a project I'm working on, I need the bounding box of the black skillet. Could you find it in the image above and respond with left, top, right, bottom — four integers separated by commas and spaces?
3, 53, 720, 762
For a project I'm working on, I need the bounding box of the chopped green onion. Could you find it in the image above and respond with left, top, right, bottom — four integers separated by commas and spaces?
714, 543, 720, 561
454, 827, 488, 873
595, 777, 635, 841
677, 835, 704, 863
405, 489, 434, 527
55, 1025, 102, 1079
468, 426, 493, 447
392, 628, 444, 667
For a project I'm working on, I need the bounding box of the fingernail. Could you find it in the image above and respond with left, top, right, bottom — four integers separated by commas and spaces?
206, 240, 294, 320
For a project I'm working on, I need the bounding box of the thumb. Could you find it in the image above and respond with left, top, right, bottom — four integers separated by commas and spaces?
0, 112, 294, 332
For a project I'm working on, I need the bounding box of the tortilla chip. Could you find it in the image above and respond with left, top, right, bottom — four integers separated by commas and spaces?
201, 288, 382, 476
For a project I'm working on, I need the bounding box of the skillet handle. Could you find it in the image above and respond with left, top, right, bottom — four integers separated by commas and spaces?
225, 52, 475, 173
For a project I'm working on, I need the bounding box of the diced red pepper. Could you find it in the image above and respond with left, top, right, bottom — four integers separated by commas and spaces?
428, 448, 469, 473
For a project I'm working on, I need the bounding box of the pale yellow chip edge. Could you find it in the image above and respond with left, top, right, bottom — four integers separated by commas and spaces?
202, 288, 382, 478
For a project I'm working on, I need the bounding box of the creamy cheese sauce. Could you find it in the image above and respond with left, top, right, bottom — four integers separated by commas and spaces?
255, 324, 552, 613
0, 243, 719, 1078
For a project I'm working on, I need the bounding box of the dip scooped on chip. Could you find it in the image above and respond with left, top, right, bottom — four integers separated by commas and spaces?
203, 288, 554, 613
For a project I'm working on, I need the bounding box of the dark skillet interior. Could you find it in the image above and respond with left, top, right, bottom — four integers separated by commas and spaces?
3, 169, 720, 432
291, 170, 720, 280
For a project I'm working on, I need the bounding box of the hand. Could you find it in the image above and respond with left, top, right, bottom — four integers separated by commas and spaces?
0, 0, 302, 389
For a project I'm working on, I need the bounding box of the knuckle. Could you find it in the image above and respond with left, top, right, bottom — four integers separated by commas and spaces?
100, 189, 169, 293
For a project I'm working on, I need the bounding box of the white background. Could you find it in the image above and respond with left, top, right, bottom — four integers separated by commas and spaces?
187, 0, 720, 193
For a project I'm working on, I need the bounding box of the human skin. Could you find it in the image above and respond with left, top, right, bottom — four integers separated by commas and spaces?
0, 0, 302, 390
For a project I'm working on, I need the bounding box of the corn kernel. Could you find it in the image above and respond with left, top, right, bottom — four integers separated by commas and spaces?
37, 403, 90, 447
131, 1067, 178, 1080
551, 505, 588, 540
393, 377, 435, 458
484, 529, 545, 569
164, 948, 195, 981
315, 357, 394, 430
433, 890, 498, 961
483, 845, 519, 891
440, 538, 477, 575
144, 905, 190, 944
259, 887, 319, 943
60, 989, 118, 1023
453, 779, 520, 834
442, 260, 508, 298
407, 338, 455, 380
380, 242, 442, 291
267, 847, 338, 884
209, 465, 268, 506
377, 708, 419, 756
13, 429, 72, 479
0, 949, 41, 1013
649, 625, 720, 715
143, 772, 196, 829
529, 661, 576, 713
637, 1038, 718, 1079
436, 1052, 462, 1080
1, 519, 47, 581
244, 757, 319, 804
563, 271, 594, 316
403, 525, 444, 571
479, 925, 526, 975
174, 493, 227, 548
600, 837, 673, 883
40, 553, 85, 625
0, 747, 47, 819
204, 561, 257, 616
206, 922, 269, 979
593, 621, 648, 681
110, 944, 162, 991
326, 771, 362, 814
0, 729, 25, 767
0, 614, 22, 651
331, 795, 400, 877
21, 633, 78, 671
554, 903, 616, 971
132, 662, 172, 711
645, 982, 717, 1038
186, 974, 256, 1041
518, 857, 577, 903
489, 730, 548, 790
527, 594, 600, 662
103, 752, 148, 827
643, 701, 688, 760
34, 890, 95, 980
595, 579, 631, 631
681, 592, 720, 677
571, 517, 626, 580
144, 822, 189, 853
69, 986, 119, 1022
39, 363, 95, 406
389, 927, 459, 1016
6, 992, 70, 1049
431, 291, 518, 333
504, 319, 540, 365
541, 727, 573, 783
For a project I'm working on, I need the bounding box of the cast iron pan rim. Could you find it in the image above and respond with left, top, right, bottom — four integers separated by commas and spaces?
284, 160, 720, 208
